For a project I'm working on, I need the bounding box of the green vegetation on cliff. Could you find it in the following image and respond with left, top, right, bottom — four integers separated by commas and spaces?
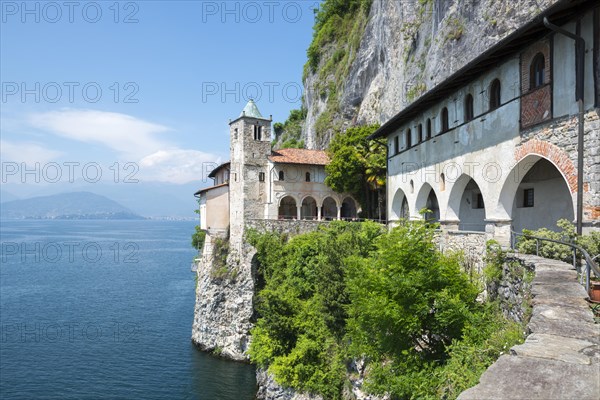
247, 220, 526, 399
273, 108, 306, 149
191, 225, 206, 251
304, 0, 372, 141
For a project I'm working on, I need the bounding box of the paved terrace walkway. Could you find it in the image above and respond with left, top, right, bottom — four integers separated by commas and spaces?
459, 254, 600, 400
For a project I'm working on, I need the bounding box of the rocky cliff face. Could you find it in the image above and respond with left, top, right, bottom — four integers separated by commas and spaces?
303, 0, 559, 150
191, 234, 255, 361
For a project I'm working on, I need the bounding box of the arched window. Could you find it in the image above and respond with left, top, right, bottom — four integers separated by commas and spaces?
530, 53, 545, 89
278, 170, 284, 181
406, 128, 412, 148
440, 107, 449, 133
464, 94, 474, 122
426, 119, 432, 139
418, 123, 423, 143
489, 79, 501, 110
305, 172, 311, 182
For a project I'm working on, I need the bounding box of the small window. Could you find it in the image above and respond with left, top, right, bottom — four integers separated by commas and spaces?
530, 53, 545, 89
440, 173, 446, 192
278, 170, 284, 181
464, 94, 474, 122
418, 124, 423, 143
440, 107, 449, 133
253, 125, 262, 140
475, 193, 485, 209
258, 172, 265, 182
394, 136, 399, 154
523, 188, 534, 207
489, 79, 501, 110
406, 128, 412, 148
234, 128, 238, 139
426, 119, 432, 139
305, 172, 311, 182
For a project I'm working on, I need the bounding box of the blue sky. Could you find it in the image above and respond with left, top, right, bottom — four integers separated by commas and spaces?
1, 1, 318, 212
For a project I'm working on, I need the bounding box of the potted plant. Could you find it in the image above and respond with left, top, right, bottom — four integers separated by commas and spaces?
590, 277, 600, 303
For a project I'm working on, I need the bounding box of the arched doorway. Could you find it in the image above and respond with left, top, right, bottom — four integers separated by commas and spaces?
341, 197, 357, 220
301, 196, 318, 220
416, 183, 440, 223
509, 158, 574, 232
446, 175, 486, 232
425, 190, 440, 223
391, 188, 410, 220
458, 179, 486, 231
321, 197, 337, 220
278, 196, 297, 219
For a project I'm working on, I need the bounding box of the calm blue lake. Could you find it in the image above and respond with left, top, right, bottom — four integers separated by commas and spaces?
0, 220, 256, 399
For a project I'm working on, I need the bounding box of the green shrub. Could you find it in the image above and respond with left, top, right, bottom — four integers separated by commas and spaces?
483, 240, 505, 286
191, 225, 206, 251
516, 219, 599, 263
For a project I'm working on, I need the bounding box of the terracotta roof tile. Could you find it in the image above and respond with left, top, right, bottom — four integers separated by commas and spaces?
269, 148, 330, 166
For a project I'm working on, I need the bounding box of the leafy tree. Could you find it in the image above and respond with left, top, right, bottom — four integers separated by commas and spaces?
325, 124, 385, 218
247, 222, 383, 398
347, 220, 480, 360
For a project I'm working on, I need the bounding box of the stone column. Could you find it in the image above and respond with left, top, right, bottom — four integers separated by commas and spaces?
297, 206, 302, 220
317, 206, 322, 221
485, 219, 513, 248
337, 206, 341, 220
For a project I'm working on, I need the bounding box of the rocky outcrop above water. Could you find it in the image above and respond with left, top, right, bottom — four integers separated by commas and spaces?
191, 234, 255, 361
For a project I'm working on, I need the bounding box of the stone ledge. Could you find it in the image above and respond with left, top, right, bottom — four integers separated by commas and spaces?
458, 355, 600, 400
458, 255, 600, 399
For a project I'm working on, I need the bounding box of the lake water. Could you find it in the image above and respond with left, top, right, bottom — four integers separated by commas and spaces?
0, 220, 256, 399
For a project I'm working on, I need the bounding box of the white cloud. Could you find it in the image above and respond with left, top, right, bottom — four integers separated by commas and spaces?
0, 140, 63, 164
139, 149, 222, 184
29, 109, 170, 159
24, 108, 224, 184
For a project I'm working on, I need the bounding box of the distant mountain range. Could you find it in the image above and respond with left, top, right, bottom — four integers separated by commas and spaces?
0, 192, 145, 220
1, 181, 203, 218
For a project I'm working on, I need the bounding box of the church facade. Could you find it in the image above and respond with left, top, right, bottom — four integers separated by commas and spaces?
195, 100, 359, 249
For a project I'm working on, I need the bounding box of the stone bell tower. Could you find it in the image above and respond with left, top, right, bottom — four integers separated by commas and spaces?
228, 99, 272, 251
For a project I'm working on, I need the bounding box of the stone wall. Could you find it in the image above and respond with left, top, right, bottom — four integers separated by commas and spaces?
246, 219, 330, 236
487, 254, 535, 323
437, 230, 488, 276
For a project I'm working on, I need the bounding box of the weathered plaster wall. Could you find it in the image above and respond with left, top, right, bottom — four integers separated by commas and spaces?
203, 185, 230, 231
